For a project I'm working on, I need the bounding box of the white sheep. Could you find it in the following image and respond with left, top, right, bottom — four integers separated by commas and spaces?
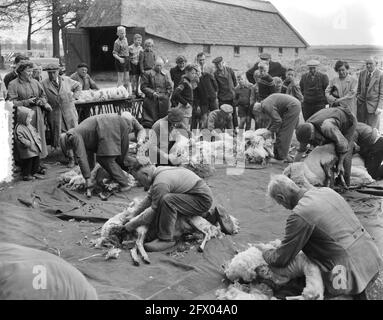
223, 240, 324, 300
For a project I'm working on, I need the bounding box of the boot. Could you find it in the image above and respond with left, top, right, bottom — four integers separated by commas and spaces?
213, 205, 236, 235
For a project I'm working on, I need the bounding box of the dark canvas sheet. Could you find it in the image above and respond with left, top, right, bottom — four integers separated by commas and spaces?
1, 162, 382, 299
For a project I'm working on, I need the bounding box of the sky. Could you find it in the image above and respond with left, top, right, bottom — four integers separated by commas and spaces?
1, 0, 383, 46
272, 0, 383, 46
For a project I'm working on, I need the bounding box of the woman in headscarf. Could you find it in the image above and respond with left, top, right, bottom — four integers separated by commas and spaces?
7, 61, 52, 159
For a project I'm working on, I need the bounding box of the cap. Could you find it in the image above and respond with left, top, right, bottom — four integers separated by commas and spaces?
220, 104, 233, 114
296, 123, 313, 144
212, 56, 223, 64
44, 63, 60, 72
307, 60, 320, 67
259, 53, 271, 60
77, 62, 89, 69
168, 108, 185, 123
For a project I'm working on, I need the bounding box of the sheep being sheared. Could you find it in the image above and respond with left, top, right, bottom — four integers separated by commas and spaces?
238, 129, 274, 165
283, 144, 374, 188
222, 240, 324, 300
58, 164, 137, 194
92, 198, 240, 266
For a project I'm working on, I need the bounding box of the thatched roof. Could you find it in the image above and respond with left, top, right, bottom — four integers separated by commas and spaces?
79, 0, 308, 48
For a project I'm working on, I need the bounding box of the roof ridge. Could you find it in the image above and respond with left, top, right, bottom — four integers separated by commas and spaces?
202, 0, 277, 13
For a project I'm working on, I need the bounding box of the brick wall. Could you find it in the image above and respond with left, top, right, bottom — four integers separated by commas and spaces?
150, 35, 307, 73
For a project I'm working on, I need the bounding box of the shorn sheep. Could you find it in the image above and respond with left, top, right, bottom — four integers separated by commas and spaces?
219, 240, 324, 300
283, 144, 374, 188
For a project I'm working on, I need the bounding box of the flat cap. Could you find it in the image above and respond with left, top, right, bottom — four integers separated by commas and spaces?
176, 55, 187, 63
44, 63, 60, 71
307, 60, 320, 67
259, 53, 271, 60
212, 56, 223, 64
220, 104, 233, 114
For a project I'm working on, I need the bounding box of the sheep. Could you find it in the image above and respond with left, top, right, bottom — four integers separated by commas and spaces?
216, 282, 272, 300
92, 199, 240, 266
58, 163, 137, 196
222, 240, 324, 300
237, 129, 274, 165
284, 144, 374, 188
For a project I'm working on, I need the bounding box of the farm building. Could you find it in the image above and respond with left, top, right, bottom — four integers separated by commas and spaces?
64, 0, 309, 75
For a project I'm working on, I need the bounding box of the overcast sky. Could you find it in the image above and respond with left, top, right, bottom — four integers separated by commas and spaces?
2, 0, 383, 46
272, 0, 383, 46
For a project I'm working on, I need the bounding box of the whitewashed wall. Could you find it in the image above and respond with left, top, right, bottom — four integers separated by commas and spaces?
0, 100, 14, 183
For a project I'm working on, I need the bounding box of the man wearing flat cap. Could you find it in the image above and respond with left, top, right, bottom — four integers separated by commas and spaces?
299, 60, 329, 121
213, 57, 238, 129
207, 104, 234, 132
294, 106, 357, 187
70, 63, 99, 91
170, 55, 187, 90
59, 114, 140, 193
356, 57, 383, 129
148, 108, 189, 166
246, 53, 286, 85
42, 63, 82, 167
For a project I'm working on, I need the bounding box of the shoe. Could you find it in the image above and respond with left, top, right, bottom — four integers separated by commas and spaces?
23, 175, 34, 181
214, 205, 236, 235
39, 164, 47, 170
144, 239, 176, 252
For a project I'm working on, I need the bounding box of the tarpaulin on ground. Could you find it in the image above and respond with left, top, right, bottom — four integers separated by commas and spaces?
1, 162, 383, 299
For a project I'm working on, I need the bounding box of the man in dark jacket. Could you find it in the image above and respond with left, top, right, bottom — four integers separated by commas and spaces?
59, 114, 142, 192
169, 55, 187, 90
193, 52, 218, 129
295, 106, 357, 186
266, 175, 383, 299
207, 104, 233, 132
213, 56, 238, 129
300, 60, 329, 120
253, 94, 301, 162
246, 53, 286, 84
140, 58, 173, 128
353, 122, 383, 179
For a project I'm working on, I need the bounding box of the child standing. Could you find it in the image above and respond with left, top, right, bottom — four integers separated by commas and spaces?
282, 68, 303, 102
112, 26, 131, 92
234, 74, 252, 131
129, 34, 144, 97
139, 39, 157, 75
14, 107, 44, 181
257, 61, 276, 101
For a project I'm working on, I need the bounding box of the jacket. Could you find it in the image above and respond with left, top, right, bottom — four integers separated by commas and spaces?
171, 76, 193, 107
195, 72, 218, 106
282, 79, 303, 102
42, 76, 81, 148
300, 72, 329, 104
70, 72, 99, 90
66, 114, 132, 179
214, 66, 237, 101
325, 75, 357, 111
264, 188, 383, 296
356, 69, 383, 114
14, 107, 42, 159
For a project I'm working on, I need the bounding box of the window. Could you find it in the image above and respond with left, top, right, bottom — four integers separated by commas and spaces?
258, 47, 264, 54
279, 47, 283, 54
203, 45, 211, 56
234, 46, 240, 56
295, 48, 299, 55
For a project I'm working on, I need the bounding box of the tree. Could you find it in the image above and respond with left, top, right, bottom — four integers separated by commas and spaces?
26, 0, 51, 50
0, 0, 27, 29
